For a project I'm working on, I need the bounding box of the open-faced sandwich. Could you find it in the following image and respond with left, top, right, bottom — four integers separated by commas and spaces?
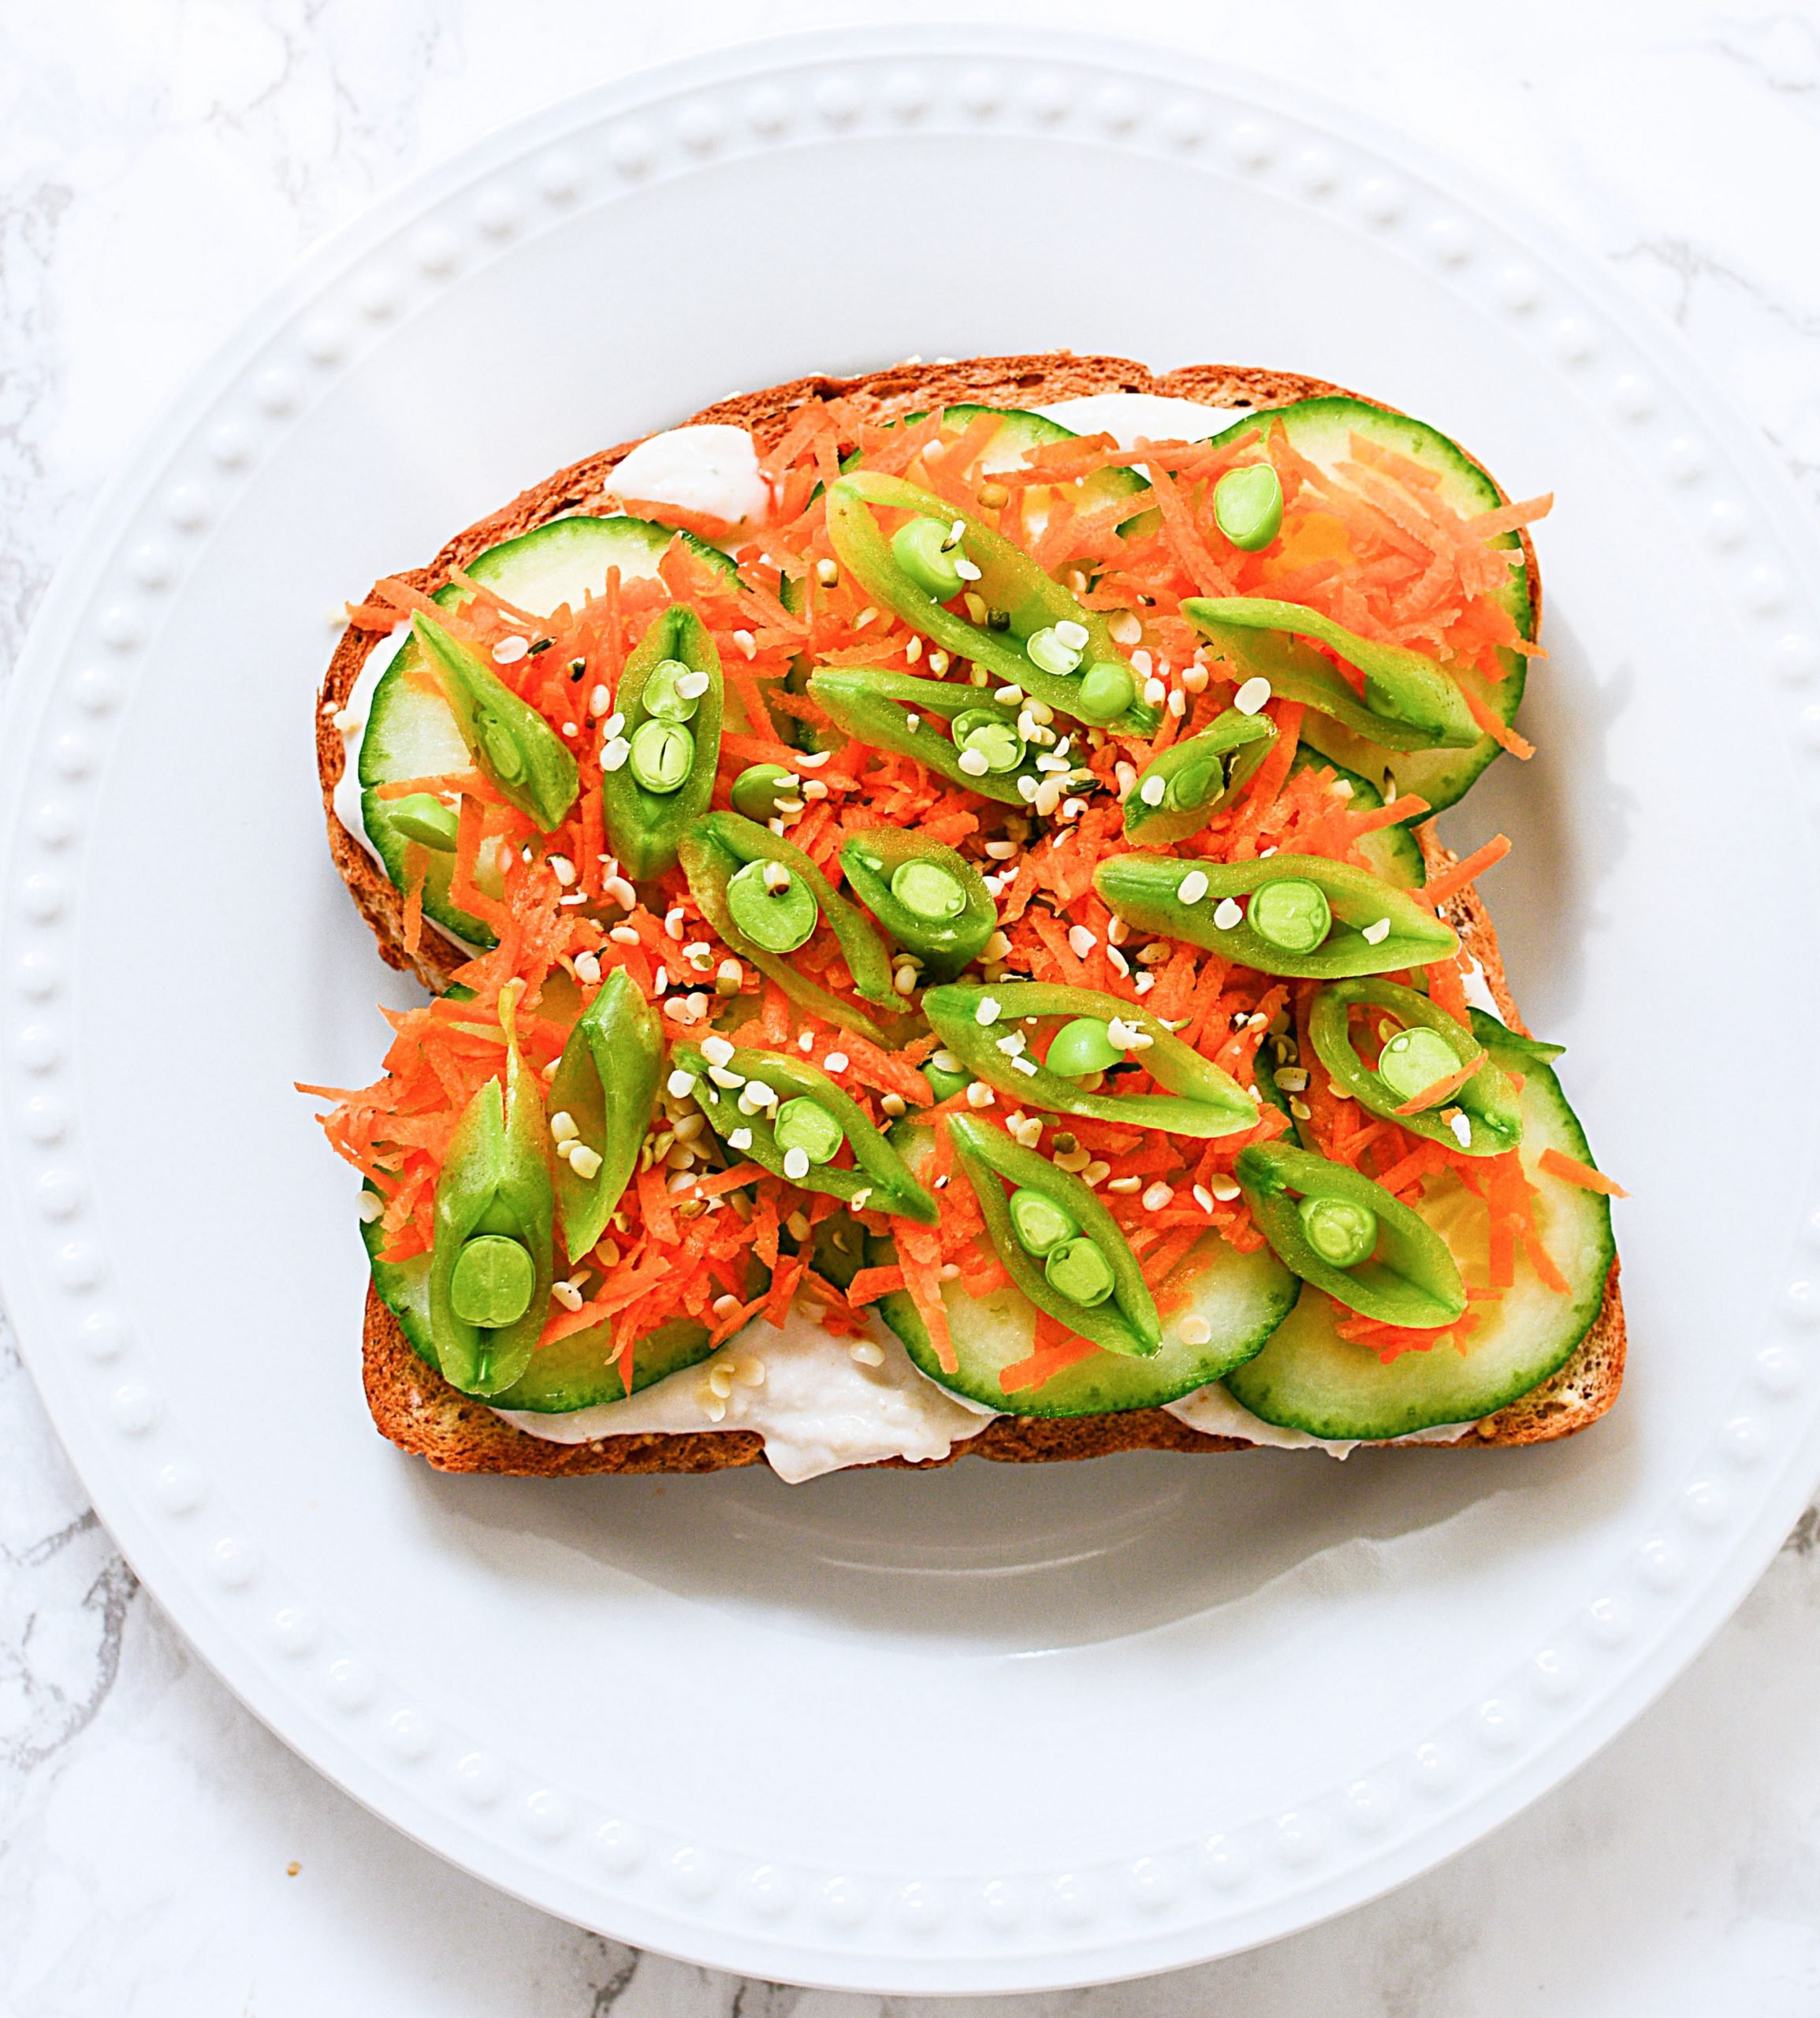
303, 352, 1624, 1482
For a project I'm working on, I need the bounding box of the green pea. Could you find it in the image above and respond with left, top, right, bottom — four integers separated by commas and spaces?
1044, 1234, 1115, 1307
1213, 464, 1285, 553
774, 1096, 845, 1165
448, 1234, 536, 1327
1249, 877, 1332, 955
730, 762, 795, 820
1008, 1186, 1078, 1257
641, 657, 702, 723
726, 858, 818, 953
890, 858, 966, 923
951, 708, 1025, 774
1168, 750, 1226, 808
1076, 659, 1135, 724
921, 1054, 971, 1102
891, 516, 966, 601
627, 718, 696, 795
1297, 1193, 1379, 1269
478, 709, 528, 784
389, 792, 460, 851
1045, 1016, 1124, 1078
1378, 1026, 1461, 1104
1025, 626, 1084, 678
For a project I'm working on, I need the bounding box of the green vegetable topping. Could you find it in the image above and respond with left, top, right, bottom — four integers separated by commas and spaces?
921, 1052, 971, 1101
1076, 659, 1136, 724
1045, 1015, 1122, 1078
1297, 1194, 1378, 1269
1025, 624, 1084, 677
889, 858, 966, 922
411, 611, 579, 834
448, 1234, 535, 1326
891, 515, 968, 601
774, 1096, 845, 1166
627, 717, 696, 795
1377, 1025, 1461, 1104
1045, 1234, 1116, 1307
730, 762, 796, 821
1248, 877, 1332, 955
640, 656, 703, 722
1008, 1186, 1078, 1257
725, 857, 819, 952
951, 707, 1026, 774
1213, 464, 1285, 553
389, 792, 460, 851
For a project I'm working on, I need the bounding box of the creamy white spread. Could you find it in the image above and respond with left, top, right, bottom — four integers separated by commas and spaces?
329, 624, 407, 868
1462, 956, 1500, 1017
494, 1304, 996, 1484
1165, 1379, 1479, 1458
603, 423, 772, 531
1037, 393, 1249, 449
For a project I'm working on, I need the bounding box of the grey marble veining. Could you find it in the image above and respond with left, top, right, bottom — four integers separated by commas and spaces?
5, 2, 1820, 2012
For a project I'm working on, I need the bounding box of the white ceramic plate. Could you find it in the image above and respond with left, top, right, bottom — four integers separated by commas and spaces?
6, 25, 1820, 1995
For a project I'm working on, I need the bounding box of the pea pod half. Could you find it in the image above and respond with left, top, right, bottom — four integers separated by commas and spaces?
426, 991, 556, 1394
825, 471, 1157, 733
947, 1114, 1161, 1357
412, 612, 579, 833
808, 666, 1074, 807
602, 605, 724, 880
921, 981, 1258, 1137
1308, 977, 1522, 1156
675, 1042, 938, 1223
679, 810, 898, 1044
1183, 598, 1480, 753
838, 829, 997, 980
1122, 708, 1278, 845
1093, 851, 1457, 978
547, 968, 663, 1263
1234, 1140, 1465, 1329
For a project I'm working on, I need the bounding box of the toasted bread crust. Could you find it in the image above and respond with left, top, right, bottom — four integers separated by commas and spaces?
329, 352, 1605, 1473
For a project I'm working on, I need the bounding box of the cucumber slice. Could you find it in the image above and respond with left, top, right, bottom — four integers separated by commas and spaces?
360, 1208, 719, 1411
1287, 748, 1424, 889
1223, 1026, 1613, 1439
1204, 397, 1533, 817
879, 1228, 1297, 1418
357, 515, 735, 948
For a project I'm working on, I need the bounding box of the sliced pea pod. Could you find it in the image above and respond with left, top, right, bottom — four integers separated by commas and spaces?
921, 980, 1258, 1137
1094, 851, 1457, 978
1122, 708, 1278, 846
947, 1114, 1161, 1357
679, 811, 898, 1044
1308, 977, 1521, 1156
1183, 597, 1479, 752
675, 1043, 938, 1223
825, 471, 1157, 733
602, 605, 724, 881
411, 612, 579, 834
808, 666, 1075, 807
1234, 1141, 1466, 1329
426, 988, 556, 1395
838, 829, 997, 980
547, 968, 663, 1263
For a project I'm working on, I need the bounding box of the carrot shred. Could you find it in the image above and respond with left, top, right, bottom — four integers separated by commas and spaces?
1424, 834, 1512, 910
1538, 1147, 1629, 1198
1390, 1059, 1479, 1115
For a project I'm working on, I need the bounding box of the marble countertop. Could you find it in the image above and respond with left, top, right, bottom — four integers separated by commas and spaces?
6, 2, 1820, 2011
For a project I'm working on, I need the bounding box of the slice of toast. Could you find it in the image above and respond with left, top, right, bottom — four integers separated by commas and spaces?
326, 352, 1618, 1473
359, 851, 1622, 1474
